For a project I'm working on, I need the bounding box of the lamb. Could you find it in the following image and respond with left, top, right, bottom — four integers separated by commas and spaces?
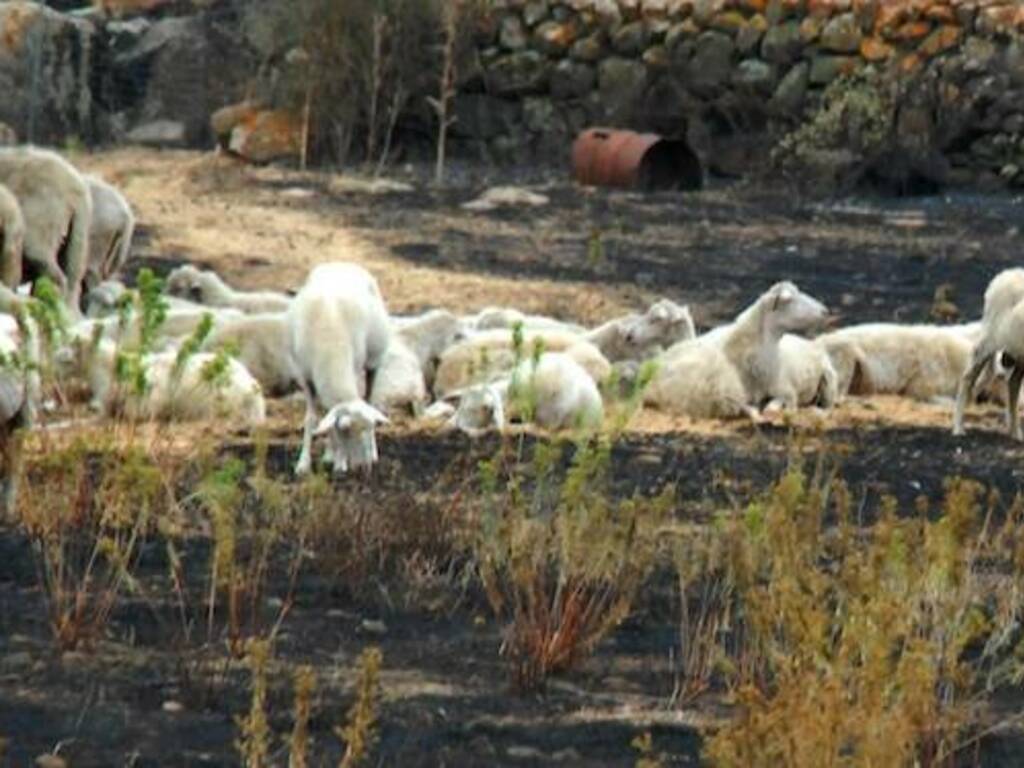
586, 299, 696, 362
954, 268, 1024, 439
0, 182, 24, 290
63, 332, 266, 425
166, 264, 292, 314
84, 174, 135, 289
288, 262, 392, 475
648, 282, 828, 417
449, 352, 604, 435
199, 312, 296, 397
819, 322, 996, 404
0, 146, 92, 313
369, 309, 467, 416
433, 328, 612, 398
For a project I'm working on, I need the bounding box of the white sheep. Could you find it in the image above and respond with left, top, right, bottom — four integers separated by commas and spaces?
0, 182, 24, 290
85, 278, 208, 318
64, 332, 266, 424
466, 306, 584, 334
649, 282, 828, 417
586, 298, 696, 362
449, 352, 604, 434
288, 262, 392, 475
77, 304, 245, 351
0, 146, 91, 313
819, 322, 997, 404
84, 174, 135, 289
434, 328, 611, 398
166, 264, 292, 314
369, 309, 467, 417
771, 334, 839, 410
954, 269, 1024, 439
200, 311, 296, 397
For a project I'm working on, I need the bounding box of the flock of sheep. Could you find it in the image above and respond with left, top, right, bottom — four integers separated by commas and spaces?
0, 144, 1022, 489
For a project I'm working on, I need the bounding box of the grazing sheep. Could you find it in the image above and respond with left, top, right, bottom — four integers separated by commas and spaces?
0, 146, 91, 313
467, 307, 584, 334
433, 328, 611, 398
288, 262, 392, 475
64, 333, 266, 424
586, 299, 696, 362
200, 312, 296, 397
84, 174, 135, 289
954, 269, 1024, 439
771, 334, 839, 410
820, 322, 996, 404
450, 352, 604, 434
370, 309, 468, 417
166, 264, 291, 314
0, 182, 24, 290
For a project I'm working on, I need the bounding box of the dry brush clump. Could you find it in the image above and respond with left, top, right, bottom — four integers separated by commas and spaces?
674, 461, 1024, 768
475, 434, 672, 690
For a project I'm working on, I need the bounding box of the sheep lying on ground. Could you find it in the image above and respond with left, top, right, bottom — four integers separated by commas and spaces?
772, 334, 839, 410
449, 352, 604, 435
288, 262, 391, 475
370, 309, 467, 417
433, 328, 611, 398
648, 282, 828, 417
466, 307, 584, 334
85, 279, 206, 318
200, 312, 296, 397
0, 182, 24, 290
77, 305, 245, 351
954, 269, 1024, 439
0, 146, 91, 313
84, 174, 135, 289
586, 299, 696, 362
63, 333, 266, 424
166, 264, 291, 314
820, 322, 997, 404
0, 315, 35, 516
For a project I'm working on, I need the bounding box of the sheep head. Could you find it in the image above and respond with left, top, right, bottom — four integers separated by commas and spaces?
764, 281, 828, 335
313, 399, 390, 474
623, 299, 696, 351
165, 265, 206, 303
449, 383, 505, 437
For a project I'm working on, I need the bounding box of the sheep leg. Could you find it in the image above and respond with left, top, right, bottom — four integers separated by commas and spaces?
953, 347, 994, 436
1007, 365, 1024, 441
295, 386, 318, 476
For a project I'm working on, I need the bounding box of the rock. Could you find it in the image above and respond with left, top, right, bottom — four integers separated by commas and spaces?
359, 618, 387, 635
809, 55, 859, 85
820, 12, 860, 53
533, 21, 575, 55
485, 51, 549, 95
2, 651, 31, 669
736, 16, 767, 54
770, 61, 809, 115
523, 97, 558, 132
550, 59, 595, 99
665, 20, 699, 51
523, 0, 549, 27
711, 10, 746, 34
0, 2, 97, 144
860, 37, 894, 62
918, 25, 960, 59
126, 119, 186, 147
598, 56, 647, 120
761, 20, 803, 64
499, 14, 528, 50
463, 186, 549, 212
642, 44, 670, 70
686, 30, 734, 93
110, 13, 257, 146
452, 93, 522, 139
612, 21, 648, 55
0, 121, 16, 145
34, 756, 67, 768
227, 109, 301, 163
570, 33, 605, 62
162, 700, 184, 713
962, 36, 997, 73
733, 58, 776, 95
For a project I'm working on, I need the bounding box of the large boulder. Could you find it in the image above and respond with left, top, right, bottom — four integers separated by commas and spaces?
105, 11, 258, 145
0, 2, 98, 144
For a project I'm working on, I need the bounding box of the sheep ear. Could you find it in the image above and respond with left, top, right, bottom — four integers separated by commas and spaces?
313, 412, 340, 436
772, 285, 795, 309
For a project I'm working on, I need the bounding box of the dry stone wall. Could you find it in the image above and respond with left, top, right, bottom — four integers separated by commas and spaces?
463, 0, 1024, 188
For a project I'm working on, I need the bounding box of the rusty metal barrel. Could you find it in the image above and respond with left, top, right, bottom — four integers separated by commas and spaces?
571, 128, 703, 191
